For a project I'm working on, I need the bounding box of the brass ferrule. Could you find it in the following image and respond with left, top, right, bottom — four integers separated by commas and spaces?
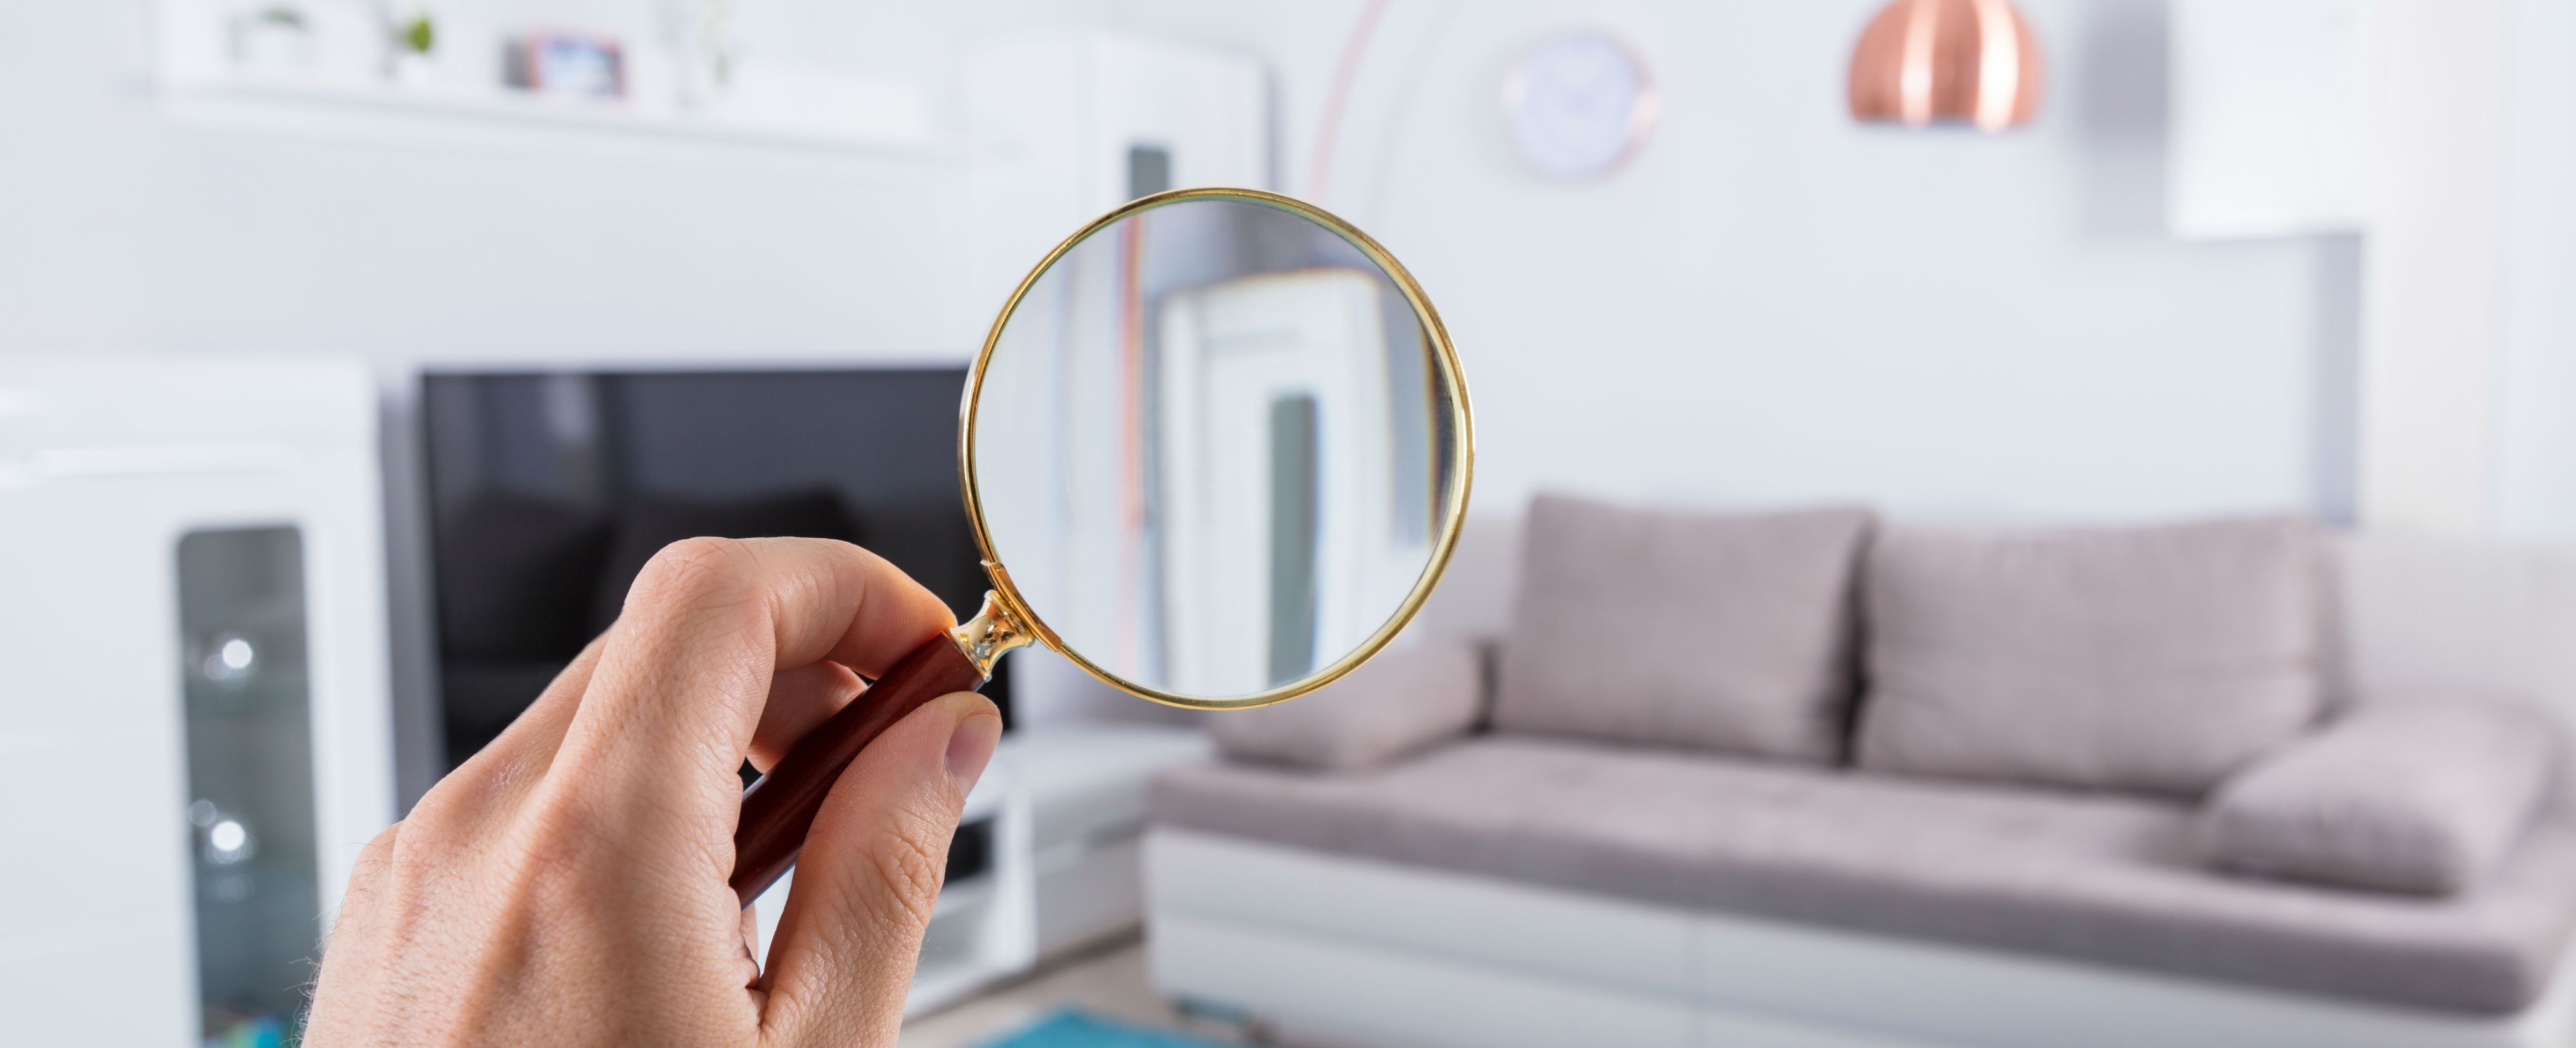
950, 589, 1037, 678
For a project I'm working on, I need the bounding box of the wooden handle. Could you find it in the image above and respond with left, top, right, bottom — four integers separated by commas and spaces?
730, 633, 989, 907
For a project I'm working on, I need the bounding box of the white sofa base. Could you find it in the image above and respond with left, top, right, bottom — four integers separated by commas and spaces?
1145, 828, 2576, 1048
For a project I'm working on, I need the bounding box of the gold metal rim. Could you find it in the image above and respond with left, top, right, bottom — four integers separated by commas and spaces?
958, 186, 1475, 710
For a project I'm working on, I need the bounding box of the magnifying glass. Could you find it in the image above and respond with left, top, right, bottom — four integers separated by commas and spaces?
729, 187, 1474, 905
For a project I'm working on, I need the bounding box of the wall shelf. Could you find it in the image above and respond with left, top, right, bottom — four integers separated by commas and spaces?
158, 72, 960, 166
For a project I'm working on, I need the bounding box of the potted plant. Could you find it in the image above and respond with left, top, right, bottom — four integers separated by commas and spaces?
230, 6, 314, 72
385, 4, 436, 85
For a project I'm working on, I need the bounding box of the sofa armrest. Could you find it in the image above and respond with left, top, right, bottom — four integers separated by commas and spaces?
2197, 694, 2566, 894
1208, 639, 1486, 769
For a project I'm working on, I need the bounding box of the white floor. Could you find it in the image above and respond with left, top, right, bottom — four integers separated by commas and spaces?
900, 939, 1249, 1048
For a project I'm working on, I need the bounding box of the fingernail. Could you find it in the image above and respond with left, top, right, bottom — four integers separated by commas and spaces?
945, 707, 1003, 790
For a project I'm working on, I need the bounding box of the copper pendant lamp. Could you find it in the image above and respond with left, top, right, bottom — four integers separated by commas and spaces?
1848, 0, 2042, 131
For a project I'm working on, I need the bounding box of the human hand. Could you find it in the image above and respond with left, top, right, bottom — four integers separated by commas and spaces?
306, 537, 1003, 1047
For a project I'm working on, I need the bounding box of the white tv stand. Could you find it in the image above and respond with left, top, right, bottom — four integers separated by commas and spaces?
1007, 724, 1214, 960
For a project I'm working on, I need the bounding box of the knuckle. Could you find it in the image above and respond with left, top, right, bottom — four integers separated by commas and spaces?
397, 759, 517, 854
509, 788, 618, 871
630, 536, 757, 611
339, 821, 404, 904
358, 821, 402, 862
395, 783, 469, 853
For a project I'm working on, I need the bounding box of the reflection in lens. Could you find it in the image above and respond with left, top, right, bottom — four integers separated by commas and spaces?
974, 197, 1450, 700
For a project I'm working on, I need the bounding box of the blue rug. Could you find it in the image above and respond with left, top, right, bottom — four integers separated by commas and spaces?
972, 1007, 1232, 1048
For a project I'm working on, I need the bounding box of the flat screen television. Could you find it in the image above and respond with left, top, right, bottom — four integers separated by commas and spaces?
421, 368, 1010, 772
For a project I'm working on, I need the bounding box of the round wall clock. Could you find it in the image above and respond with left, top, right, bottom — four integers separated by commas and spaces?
1501, 30, 1657, 181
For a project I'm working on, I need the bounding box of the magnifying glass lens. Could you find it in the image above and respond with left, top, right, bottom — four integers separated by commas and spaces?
972, 195, 1463, 704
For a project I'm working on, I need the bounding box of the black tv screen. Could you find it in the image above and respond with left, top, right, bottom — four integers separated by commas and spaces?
421, 368, 1008, 771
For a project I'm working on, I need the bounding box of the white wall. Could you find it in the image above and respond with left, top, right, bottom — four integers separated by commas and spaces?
1104, 0, 2354, 524
2497, 0, 2576, 538
2, 0, 2376, 791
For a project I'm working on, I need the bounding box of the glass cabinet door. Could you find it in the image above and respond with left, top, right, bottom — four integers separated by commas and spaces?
176, 527, 319, 1048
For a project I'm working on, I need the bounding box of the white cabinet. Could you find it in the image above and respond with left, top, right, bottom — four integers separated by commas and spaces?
0, 357, 395, 1047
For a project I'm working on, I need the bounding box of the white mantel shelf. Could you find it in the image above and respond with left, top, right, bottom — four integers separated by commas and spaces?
158, 73, 961, 166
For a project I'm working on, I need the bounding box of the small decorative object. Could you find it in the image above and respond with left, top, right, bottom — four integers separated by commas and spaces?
383, 4, 436, 85
659, 0, 741, 105
1848, 0, 2043, 131
229, 6, 314, 72
202, 1009, 285, 1048
1501, 30, 1657, 182
511, 32, 627, 99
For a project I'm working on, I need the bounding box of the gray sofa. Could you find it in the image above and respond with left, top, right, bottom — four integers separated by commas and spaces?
1143, 495, 2576, 1048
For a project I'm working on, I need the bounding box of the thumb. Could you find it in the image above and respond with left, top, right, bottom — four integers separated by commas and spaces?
757, 691, 1001, 1047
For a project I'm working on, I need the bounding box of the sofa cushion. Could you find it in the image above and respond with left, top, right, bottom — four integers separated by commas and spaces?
2329, 534, 2576, 809
1492, 495, 1873, 762
1210, 640, 1485, 770
2201, 695, 2568, 895
1855, 516, 2324, 796
1150, 736, 2576, 1014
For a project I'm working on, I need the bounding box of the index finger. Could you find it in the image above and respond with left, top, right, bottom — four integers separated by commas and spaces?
553, 537, 958, 814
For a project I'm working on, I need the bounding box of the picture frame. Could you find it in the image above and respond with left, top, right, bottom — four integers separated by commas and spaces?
512, 32, 623, 99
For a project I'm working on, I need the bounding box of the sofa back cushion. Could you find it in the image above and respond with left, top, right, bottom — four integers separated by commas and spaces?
1855, 515, 2324, 796
1492, 494, 1875, 761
